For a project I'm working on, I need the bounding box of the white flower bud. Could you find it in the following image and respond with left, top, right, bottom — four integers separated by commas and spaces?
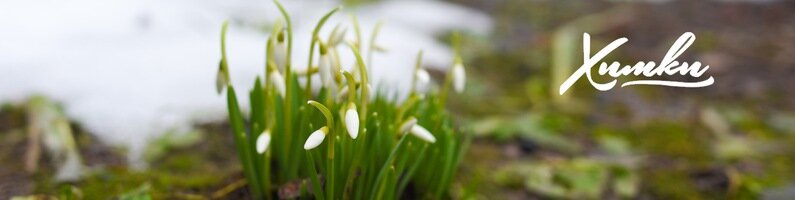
366, 84, 373, 99
319, 52, 334, 88
269, 71, 286, 98
452, 63, 466, 93
216, 68, 226, 94
304, 127, 328, 150
336, 83, 372, 101
415, 68, 431, 91
345, 103, 359, 139
256, 130, 271, 154
329, 27, 347, 47
336, 85, 349, 100
410, 124, 436, 143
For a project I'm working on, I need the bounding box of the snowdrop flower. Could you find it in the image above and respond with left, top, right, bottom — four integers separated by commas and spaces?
410, 124, 436, 143
304, 126, 328, 150
336, 84, 374, 100
318, 43, 334, 88
398, 117, 435, 143
273, 31, 287, 71
256, 130, 272, 154
398, 117, 418, 134
336, 85, 349, 100
415, 68, 431, 91
215, 65, 226, 94
269, 71, 286, 98
328, 25, 347, 47
344, 103, 359, 139
452, 62, 466, 93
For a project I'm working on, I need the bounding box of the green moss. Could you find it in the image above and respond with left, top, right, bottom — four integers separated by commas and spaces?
24, 127, 240, 199
76, 169, 152, 199
644, 170, 706, 200
632, 122, 710, 163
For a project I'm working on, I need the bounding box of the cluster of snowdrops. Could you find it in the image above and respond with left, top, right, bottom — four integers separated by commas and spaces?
215, 1, 469, 199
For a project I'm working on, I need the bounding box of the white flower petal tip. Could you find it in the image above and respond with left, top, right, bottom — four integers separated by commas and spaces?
336, 86, 349, 100
398, 118, 418, 134
274, 34, 287, 71
215, 70, 225, 94
452, 63, 466, 93
415, 69, 431, 90
256, 131, 272, 154
319, 54, 334, 88
361, 84, 373, 99
345, 105, 359, 139
270, 72, 286, 98
304, 127, 328, 150
410, 124, 436, 143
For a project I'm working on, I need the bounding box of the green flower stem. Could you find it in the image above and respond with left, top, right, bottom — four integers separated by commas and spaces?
306, 99, 336, 199
273, 0, 292, 70
327, 25, 345, 85
439, 33, 462, 104
410, 50, 423, 96
350, 15, 363, 52
367, 21, 383, 69
339, 71, 357, 199
221, 21, 228, 61
219, 21, 231, 86
295, 67, 319, 76
342, 71, 357, 103
307, 101, 333, 129
273, 0, 295, 178
350, 46, 369, 127
396, 94, 419, 125
265, 34, 275, 75
305, 7, 340, 99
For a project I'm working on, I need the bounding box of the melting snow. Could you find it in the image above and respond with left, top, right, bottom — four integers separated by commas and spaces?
0, 0, 491, 168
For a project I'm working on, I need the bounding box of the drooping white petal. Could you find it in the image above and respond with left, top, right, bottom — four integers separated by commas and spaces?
274, 35, 287, 71
345, 104, 359, 139
410, 124, 436, 143
319, 54, 334, 88
304, 127, 328, 150
415, 69, 431, 91
215, 69, 225, 94
256, 131, 271, 154
269, 72, 286, 98
329, 27, 347, 47
398, 117, 417, 134
452, 63, 466, 93
336, 85, 349, 100
366, 84, 373, 99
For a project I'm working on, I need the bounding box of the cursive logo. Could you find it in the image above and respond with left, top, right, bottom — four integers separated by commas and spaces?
559, 32, 714, 95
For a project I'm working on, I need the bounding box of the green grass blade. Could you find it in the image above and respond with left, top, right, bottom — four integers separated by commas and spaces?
370, 134, 408, 200
307, 151, 326, 200
227, 86, 263, 199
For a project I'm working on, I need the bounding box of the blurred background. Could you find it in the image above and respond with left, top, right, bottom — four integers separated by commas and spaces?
2, 0, 795, 199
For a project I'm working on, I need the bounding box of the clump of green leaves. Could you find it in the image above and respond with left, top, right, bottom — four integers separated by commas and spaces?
215, 1, 470, 199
